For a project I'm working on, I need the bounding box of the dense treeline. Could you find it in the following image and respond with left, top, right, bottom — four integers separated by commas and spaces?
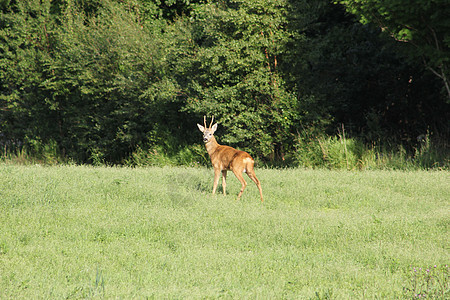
0, 0, 448, 167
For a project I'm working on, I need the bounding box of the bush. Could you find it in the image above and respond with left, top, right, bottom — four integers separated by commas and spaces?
294, 129, 365, 170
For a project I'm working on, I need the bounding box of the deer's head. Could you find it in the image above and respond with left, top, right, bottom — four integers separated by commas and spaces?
197, 116, 217, 143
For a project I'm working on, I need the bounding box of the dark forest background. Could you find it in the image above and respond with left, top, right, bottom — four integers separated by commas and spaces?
0, 0, 448, 168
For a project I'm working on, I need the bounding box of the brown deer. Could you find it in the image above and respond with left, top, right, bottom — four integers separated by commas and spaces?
197, 116, 263, 202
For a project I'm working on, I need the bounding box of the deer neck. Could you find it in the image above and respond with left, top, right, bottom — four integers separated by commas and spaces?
205, 136, 220, 156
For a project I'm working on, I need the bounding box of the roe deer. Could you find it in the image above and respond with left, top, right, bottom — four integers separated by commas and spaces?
197, 116, 263, 202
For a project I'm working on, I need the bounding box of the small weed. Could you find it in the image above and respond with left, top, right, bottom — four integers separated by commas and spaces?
312, 288, 334, 299
403, 265, 449, 299
0, 241, 8, 255
91, 268, 106, 297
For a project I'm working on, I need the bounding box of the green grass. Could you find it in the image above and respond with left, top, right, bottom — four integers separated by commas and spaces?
0, 165, 448, 298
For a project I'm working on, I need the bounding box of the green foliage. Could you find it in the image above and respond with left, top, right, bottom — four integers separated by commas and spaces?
180, 0, 299, 159
43, 1, 184, 163
285, 1, 449, 142
0, 0, 191, 163
337, 0, 450, 99
0, 0, 448, 165
0, 0, 57, 143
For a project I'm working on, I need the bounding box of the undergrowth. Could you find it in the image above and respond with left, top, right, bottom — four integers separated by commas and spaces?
1, 133, 448, 169
294, 131, 448, 170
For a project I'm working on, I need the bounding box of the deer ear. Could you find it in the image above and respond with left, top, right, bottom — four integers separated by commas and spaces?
211, 123, 218, 133
197, 124, 205, 132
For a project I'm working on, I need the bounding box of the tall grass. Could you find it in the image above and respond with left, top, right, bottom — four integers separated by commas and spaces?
1, 133, 448, 169
0, 165, 448, 298
294, 132, 449, 170
0, 139, 68, 166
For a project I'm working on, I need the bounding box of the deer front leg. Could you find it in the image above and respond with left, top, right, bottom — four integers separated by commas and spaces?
212, 168, 221, 195
222, 170, 227, 195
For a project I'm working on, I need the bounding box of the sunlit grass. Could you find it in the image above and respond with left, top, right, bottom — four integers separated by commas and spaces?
0, 165, 448, 298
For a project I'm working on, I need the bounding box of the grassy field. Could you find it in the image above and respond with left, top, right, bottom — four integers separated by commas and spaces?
0, 164, 448, 299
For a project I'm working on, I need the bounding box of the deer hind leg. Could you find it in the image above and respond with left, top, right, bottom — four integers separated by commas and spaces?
222, 170, 227, 195
212, 168, 221, 195
246, 168, 263, 202
232, 168, 247, 200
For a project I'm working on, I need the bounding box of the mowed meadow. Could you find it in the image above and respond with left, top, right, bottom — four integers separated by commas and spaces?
0, 164, 448, 298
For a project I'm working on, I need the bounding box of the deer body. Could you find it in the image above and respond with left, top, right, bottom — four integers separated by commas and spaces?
198, 117, 263, 202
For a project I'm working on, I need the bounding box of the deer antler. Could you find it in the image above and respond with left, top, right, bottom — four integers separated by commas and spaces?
209, 115, 214, 128
204, 116, 207, 128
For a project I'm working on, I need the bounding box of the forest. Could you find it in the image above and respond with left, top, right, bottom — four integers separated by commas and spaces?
1, 0, 449, 168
